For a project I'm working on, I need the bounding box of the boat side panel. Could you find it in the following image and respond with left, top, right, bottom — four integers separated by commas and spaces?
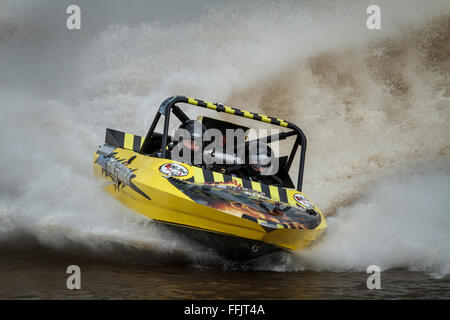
94, 148, 269, 242
94, 146, 327, 252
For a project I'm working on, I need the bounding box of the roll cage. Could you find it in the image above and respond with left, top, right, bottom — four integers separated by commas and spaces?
140, 95, 307, 191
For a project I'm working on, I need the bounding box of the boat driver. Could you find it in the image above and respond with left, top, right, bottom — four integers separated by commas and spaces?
170, 119, 207, 166
244, 142, 283, 186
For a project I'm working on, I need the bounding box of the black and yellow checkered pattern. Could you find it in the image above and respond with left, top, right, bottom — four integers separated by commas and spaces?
184, 97, 290, 128
186, 166, 296, 205
105, 128, 145, 152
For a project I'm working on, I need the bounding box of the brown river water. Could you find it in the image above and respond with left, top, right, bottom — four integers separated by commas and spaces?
1, 244, 448, 300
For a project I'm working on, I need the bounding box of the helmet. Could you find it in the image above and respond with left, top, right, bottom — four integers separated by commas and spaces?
246, 141, 275, 175
179, 120, 206, 139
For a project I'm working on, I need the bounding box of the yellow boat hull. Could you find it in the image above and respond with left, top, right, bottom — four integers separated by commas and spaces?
93, 142, 327, 259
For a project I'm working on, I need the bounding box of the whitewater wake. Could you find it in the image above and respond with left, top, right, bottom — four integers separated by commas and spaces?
0, 0, 449, 275
251, 172, 450, 278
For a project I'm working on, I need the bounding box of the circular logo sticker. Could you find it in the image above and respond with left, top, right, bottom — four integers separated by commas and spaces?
159, 163, 189, 177
293, 193, 313, 208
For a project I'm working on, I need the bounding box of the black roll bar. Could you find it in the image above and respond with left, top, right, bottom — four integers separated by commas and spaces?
141, 95, 307, 191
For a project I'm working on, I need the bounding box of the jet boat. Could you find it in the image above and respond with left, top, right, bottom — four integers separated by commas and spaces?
93, 95, 327, 259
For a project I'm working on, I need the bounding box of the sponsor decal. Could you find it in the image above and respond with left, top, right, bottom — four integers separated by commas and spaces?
95, 147, 150, 200
207, 181, 269, 200
106, 156, 135, 185
293, 193, 313, 209
159, 163, 189, 177
167, 178, 321, 230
